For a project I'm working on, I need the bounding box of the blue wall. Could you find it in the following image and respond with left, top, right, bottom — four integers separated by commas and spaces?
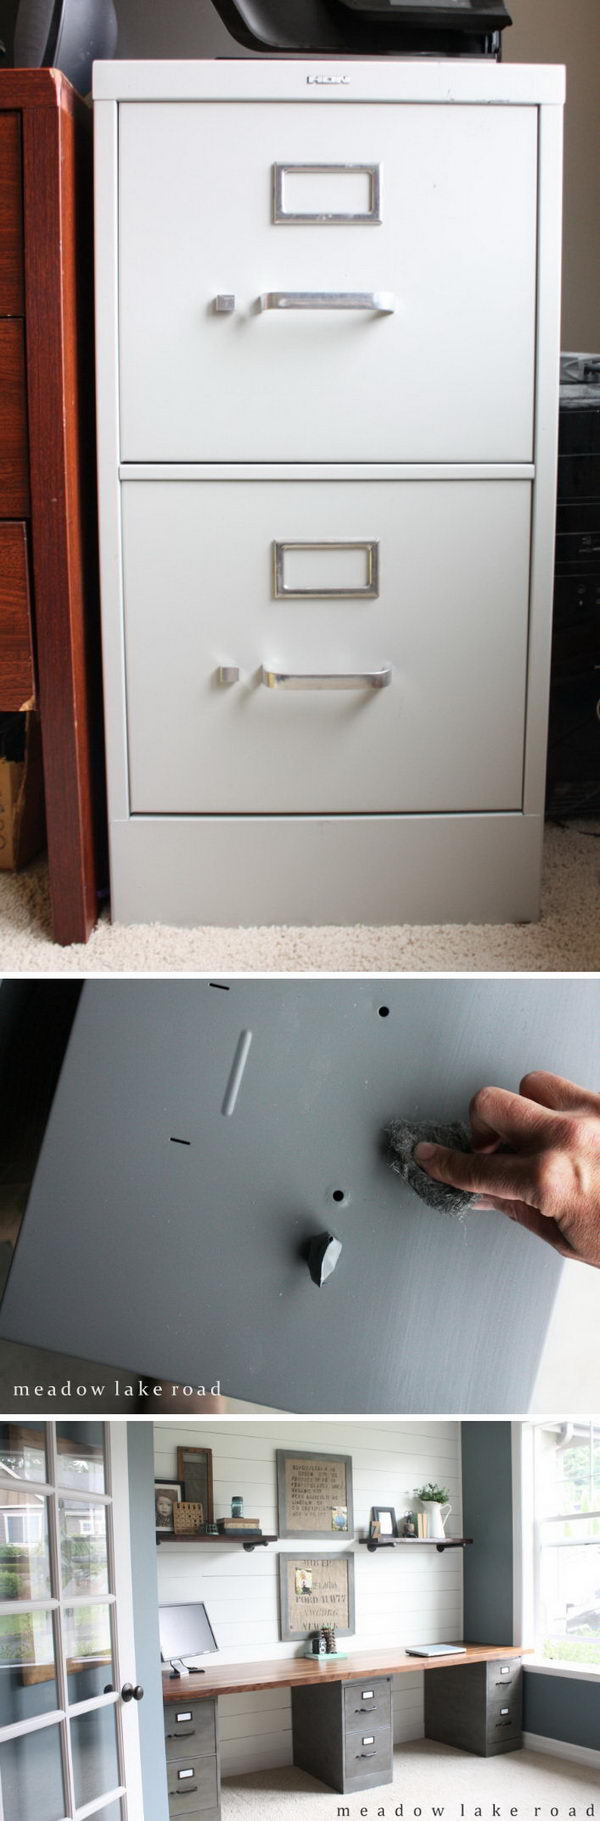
461, 1422, 600, 1755
127, 1424, 169, 1821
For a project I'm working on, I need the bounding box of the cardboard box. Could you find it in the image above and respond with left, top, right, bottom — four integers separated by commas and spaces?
0, 713, 46, 871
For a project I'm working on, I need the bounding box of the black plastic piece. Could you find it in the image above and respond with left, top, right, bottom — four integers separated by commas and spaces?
210, 0, 510, 53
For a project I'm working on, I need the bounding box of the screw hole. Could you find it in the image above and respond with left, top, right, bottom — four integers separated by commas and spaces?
378, 1006, 390, 1018
332, 1189, 345, 1203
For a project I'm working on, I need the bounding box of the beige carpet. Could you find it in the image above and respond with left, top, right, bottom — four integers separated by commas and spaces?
1, 821, 598, 972
221, 1740, 599, 1817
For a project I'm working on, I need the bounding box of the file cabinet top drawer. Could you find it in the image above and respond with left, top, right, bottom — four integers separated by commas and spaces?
118, 101, 538, 465
164, 1697, 216, 1760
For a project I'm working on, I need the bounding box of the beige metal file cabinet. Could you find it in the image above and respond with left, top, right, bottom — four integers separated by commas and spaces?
94, 59, 564, 926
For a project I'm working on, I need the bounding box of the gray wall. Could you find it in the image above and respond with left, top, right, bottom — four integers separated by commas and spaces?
127, 1423, 169, 1821
111, 0, 599, 352
462, 1422, 514, 1647
461, 1422, 600, 1754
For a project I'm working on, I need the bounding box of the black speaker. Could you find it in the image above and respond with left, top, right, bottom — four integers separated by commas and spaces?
13, 0, 117, 92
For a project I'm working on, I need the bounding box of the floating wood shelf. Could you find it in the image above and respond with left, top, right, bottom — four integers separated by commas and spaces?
156, 1532, 277, 1552
360, 1537, 473, 1555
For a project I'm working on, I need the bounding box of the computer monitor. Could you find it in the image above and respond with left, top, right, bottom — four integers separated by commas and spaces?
159, 1603, 219, 1680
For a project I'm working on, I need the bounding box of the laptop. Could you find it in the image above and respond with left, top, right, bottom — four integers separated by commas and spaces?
406, 1645, 467, 1658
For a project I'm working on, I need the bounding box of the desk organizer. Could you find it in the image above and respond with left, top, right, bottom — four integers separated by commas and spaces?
93, 58, 564, 927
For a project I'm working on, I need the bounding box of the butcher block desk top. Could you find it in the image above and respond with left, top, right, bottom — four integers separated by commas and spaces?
162, 1644, 527, 1701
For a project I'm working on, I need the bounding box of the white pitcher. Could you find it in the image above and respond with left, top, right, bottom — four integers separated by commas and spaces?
420, 1499, 451, 1541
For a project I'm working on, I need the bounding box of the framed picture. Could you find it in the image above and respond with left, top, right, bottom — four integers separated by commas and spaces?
177, 1447, 214, 1524
371, 1506, 398, 1538
276, 1449, 354, 1539
155, 1481, 182, 1533
279, 1552, 355, 1641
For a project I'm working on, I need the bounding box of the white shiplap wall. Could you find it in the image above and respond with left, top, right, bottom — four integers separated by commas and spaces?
154, 1419, 463, 1778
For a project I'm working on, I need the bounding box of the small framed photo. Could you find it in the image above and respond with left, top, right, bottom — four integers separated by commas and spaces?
371, 1506, 398, 1538
331, 1506, 348, 1533
155, 1481, 182, 1533
295, 1567, 313, 1596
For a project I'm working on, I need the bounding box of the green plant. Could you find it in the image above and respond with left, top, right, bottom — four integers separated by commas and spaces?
414, 1483, 450, 1504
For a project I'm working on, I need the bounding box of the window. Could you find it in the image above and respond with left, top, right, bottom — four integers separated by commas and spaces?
524, 1422, 600, 1671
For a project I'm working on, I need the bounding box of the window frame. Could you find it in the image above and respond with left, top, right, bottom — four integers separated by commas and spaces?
513, 1420, 600, 1683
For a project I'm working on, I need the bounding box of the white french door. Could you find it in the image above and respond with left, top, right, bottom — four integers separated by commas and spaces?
0, 1422, 144, 1821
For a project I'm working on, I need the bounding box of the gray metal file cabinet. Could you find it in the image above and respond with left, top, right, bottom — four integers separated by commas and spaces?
93, 58, 565, 928
292, 1674, 394, 1794
425, 1657, 523, 1757
163, 1694, 221, 1821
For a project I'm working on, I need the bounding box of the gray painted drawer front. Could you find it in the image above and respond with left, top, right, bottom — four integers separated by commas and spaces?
164, 1699, 216, 1759
343, 1678, 392, 1726
167, 1755, 219, 1807
343, 1726, 393, 1779
122, 477, 531, 817
1, 980, 594, 1415
168, 1810, 220, 1821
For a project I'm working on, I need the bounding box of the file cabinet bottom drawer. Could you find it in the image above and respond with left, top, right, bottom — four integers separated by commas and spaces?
109, 810, 543, 928
122, 476, 531, 818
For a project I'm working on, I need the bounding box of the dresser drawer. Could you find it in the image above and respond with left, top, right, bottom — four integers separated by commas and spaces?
0, 521, 34, 709
118, 101, 537, 463
0, 114, 24, 317
122, 473, 531, 816
0, 320, 29, 515
167, 1754, 219, 1809
164, 1699, 217, 1759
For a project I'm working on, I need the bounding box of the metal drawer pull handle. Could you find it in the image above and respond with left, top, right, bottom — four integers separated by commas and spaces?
166, 1728, 194, 1738
357, 1751, 377, 1759
258, 291, 396, 314
173, 1788, 198, 1797
261, 666, 392, 691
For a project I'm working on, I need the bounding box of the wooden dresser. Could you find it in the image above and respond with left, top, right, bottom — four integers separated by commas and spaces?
0, 70, 102, 944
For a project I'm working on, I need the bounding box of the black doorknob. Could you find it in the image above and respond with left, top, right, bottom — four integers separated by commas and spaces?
121, 1683, 144, 1702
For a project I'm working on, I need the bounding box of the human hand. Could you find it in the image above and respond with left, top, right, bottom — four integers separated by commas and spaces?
414, 1071, 600, 1266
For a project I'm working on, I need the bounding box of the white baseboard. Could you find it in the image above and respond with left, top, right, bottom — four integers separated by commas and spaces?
523, 1731, 600, 1771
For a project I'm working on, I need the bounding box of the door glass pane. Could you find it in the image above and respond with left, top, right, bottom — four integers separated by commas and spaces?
56, 1423, 106, 1495
59, 1499, 109, 1598
65, 1604, 114, 1703
0, 1721, 65, 1821
0, 1489, 51, 1599
0, 1608, 58, 1725
0, 1422, 47, 1486
94, 1805, 123, 1821
70, 1702, 119, 1809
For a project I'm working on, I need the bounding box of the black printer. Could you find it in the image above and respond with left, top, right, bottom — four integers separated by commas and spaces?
211, 0, 512, 58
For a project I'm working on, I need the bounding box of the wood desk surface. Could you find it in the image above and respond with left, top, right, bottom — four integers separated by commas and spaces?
163, 1644, 526, 1702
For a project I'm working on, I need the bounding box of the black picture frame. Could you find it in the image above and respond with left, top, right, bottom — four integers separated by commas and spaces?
155, 1481, 182, 1533
370, 1506, 398, 1538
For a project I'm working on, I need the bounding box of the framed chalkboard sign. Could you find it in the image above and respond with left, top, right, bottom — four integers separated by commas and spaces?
279, 1552, 355, 1641
276, 1448, 354, 1539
